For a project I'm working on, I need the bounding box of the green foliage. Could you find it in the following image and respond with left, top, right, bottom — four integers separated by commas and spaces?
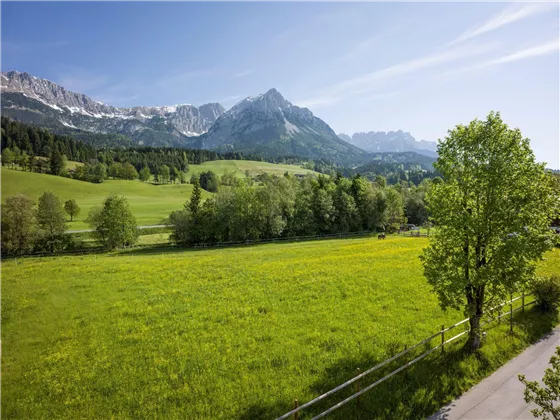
519, 346, 560, 420
0, 193, 37, 255
169, 172, 406, 245
139, 166, 151, 182
531, 275, 560, 313
198, 170, 219, 192
87, 195, 138, 249
1, 147, 14, 167
158, 164, 170, 184
48, 149, 65, 176
422, 111, 558, 350
37, 192, 67, 252
64, 199, 81, 222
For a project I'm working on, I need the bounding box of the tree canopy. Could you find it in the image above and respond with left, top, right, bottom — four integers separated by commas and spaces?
421, 111, 559, 350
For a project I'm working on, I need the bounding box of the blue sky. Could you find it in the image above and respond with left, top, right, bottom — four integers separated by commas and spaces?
2, 1, 559, 168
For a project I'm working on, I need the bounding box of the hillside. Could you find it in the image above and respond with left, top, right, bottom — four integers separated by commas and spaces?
1, 168, 208, 229
185, 159, 319, 178
1, 160, 319, 229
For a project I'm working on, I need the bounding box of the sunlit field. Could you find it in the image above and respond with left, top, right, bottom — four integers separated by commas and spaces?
2, 236, 558, 419
2, 167, 210, 230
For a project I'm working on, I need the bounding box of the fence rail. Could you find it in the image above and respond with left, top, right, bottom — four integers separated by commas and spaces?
1, 230, 381, 260
276, 293, 534, 420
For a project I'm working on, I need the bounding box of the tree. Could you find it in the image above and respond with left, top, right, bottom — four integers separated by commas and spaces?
109, 162, 122, 179
139, 166, 151, 182
18, 150, 29, 171
188, 178, 202, 215
122, 163, 138, 180
159, 165, 170, 184
1, 194, 37, 255
49, 149, 65, 175
179, 171, 187, 184
421, 112, 558, 350
37, 192, 67, 252
518, 346, 560, 420
91, 163, 107, 183
199, 170, 219, 192
87, 195, 138, 249
2, 147, 14, 167
170, 167, 180, 184
64, 199, 81, 222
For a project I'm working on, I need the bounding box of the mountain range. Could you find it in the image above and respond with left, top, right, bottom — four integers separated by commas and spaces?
338, 131, 438, 157
1, 71, 437, 163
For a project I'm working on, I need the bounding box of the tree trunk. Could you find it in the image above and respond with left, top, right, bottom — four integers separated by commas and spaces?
465, 285, 485, 351
466, 312, 482, 350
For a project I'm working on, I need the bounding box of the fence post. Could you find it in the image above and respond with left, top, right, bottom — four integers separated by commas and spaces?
403, 345, 408, 380
356, 367, 361, 408
441, 325, 445, 354
510, 293, 513, 333
293, 399, 299, 420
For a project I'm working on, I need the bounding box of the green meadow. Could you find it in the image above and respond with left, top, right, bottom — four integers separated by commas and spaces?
185, 159, 318, 179
1, 160, 317, 230
2, 168, 207, 230
2, 235, 558, 419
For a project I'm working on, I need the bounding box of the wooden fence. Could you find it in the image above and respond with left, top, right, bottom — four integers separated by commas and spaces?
276, 293, 534, 420
1, 230, 381, 260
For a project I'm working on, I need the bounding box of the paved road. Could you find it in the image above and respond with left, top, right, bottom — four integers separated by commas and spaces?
68, 224, 169, 234
430, 327, 560, 420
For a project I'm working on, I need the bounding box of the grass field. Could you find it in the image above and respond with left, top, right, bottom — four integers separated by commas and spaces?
1, 168, 210, 230
2, 236, 559, 419
2, 159, 318, 230
185, 159, 318, 178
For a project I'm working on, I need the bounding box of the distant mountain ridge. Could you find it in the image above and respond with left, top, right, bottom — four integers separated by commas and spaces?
2, 70, 435, 165
188, 88, 366, 163
339, 130, 438, 157
1, 71, 224, 145
1, 71, 367, 163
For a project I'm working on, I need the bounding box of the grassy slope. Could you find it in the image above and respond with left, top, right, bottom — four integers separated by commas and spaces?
2, 236, 558, 419
185, 159, 318, 178
1, 168, 209, 229
2, 160, 317, 229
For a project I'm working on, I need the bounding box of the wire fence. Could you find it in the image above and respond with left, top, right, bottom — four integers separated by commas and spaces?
1, 230, 382, 260
276, 293, 534, 420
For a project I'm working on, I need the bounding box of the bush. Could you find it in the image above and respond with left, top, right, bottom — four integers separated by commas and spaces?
531, 275, 560, 312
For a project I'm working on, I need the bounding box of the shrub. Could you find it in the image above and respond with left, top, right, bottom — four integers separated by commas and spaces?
531, 275, 560, 312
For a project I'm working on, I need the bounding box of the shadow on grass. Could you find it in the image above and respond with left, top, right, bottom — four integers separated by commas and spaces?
115, 233, 383, 257
264, 308, 557, 420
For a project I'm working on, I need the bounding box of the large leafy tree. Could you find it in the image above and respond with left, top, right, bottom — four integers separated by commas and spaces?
87, 195, 138, 249
37, 192, 67, 252
422, 111, 558, 350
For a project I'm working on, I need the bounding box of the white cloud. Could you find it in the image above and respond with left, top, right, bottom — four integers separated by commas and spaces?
447, 2, 558, 46
298, 42, 498, 108
442, 39, 560, 77
341, 36, 381, 62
